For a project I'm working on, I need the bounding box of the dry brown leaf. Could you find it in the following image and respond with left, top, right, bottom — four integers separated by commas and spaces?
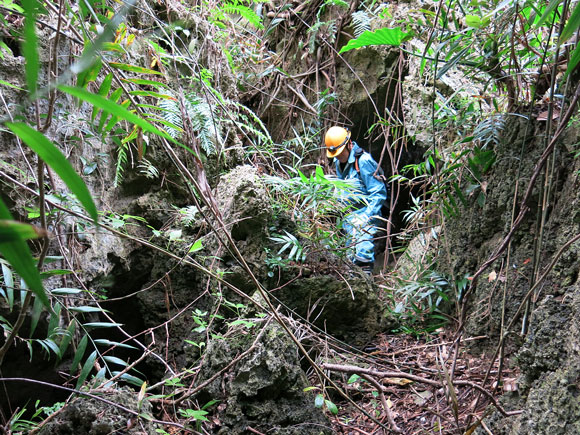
385, 377, 414, 386
413, 390, 433, 406
537, 108, 560, 121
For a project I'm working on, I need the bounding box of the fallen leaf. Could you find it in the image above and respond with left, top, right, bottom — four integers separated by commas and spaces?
488, 270, 497, 282
413, 390, 433, 406
385, 377, 414, 386
537, 108, 560, 121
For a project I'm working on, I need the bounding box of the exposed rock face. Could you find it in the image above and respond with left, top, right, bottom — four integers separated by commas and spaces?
37, 388, 161, 434
440, 112, 580, 431
197, 321, 332, 434
274, 275, 389, 346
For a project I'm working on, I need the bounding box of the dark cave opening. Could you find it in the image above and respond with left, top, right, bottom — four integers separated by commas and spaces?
344, 94, 428, 264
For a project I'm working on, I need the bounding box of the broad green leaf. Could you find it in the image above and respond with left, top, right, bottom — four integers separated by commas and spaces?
102, 355, 128, 366
0, 79, 24, 91
47, 301, 61, 336
97, 87, 123, 131
109, 62, 163, 75
95, 366, 107, 380
564, 43, 580, 79
51, 287, 83, 295
339, 27, 413, 53
83, 322, 123, 328
0, 199, 48, 307
69, 306, 108, 313
92, 73, 113, 121
118, 373, 144, 387
79, 0, 98, 19
71, 334, 88, 373
314, 393, 324, 408
101, 42, 125, 52
347, 374, 361, 384
188, 239, 203, 253
76, 350, 97, 389
129, 90, 174, 99
57, 86, 197, 156
77, 59, 102, 89
325, 400, 338, 415
0, 220, 45, 242
5, 123, 98, 223
465, 15, 481, 28
57, 320, 76, 361
560, 2, 580, 42
121, 78, 169, 88
536, 0, 563, 27
93, 339, 137, 350
21, 0, 40, 94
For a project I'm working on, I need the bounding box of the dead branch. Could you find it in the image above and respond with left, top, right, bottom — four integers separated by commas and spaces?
322, 363, 522, 417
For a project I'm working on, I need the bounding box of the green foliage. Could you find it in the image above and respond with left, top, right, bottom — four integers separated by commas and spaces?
269, 230, 307, 263
314, 393, 339, 415
387, 266, 452, 336
559, 1, 580, 43
6, 123, 98, 223
158, 92, 220, 155
339, 27, 413, 53
265, 166, 357, 266
208, 0, 264, 30
0, 199, 48, 307
351, 11, 372, 37
21, 0, 41, 95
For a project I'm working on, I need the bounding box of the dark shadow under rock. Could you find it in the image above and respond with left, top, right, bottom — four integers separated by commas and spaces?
272, 275, 392, 346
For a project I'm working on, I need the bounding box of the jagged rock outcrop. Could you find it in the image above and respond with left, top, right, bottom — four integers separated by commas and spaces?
196, 321, 332, 434
37, 388, 161, 434
439, 112, 580, 432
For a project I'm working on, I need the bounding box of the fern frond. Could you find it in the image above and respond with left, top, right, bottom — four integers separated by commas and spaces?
220, 4, 264, 29
228, 100, 273, 147
351, 11, 371, 37
184, 95, 220, 155
176, 205, 199, 227
158, 92, 222, 155
158, 97, 182, 138
114, 144, 128, 187
473, 115, 504, 148
137, 158, 159, 179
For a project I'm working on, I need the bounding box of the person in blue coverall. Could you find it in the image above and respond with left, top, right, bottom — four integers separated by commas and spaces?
324, 126, 387, 275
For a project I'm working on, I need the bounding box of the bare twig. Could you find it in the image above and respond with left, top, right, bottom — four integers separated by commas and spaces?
322, 363, 522, 417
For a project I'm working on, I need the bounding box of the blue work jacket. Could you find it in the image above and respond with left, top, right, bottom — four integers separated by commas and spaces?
334, 142, 387, 221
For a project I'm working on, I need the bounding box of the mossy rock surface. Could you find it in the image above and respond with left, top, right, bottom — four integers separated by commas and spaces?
37, 388, 160, 435
197, 322, 332, 434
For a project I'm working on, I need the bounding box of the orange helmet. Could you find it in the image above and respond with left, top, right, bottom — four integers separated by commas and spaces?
324, 126, 351, 158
